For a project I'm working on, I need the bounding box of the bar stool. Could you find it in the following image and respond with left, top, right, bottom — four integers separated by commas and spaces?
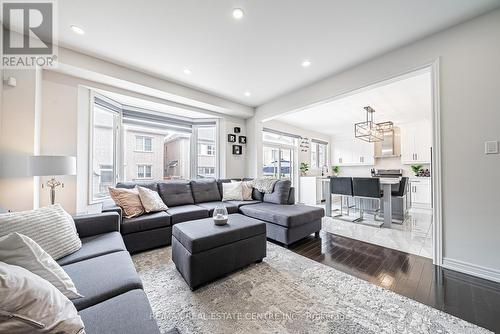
352, 177, 382, 225
330, 177, 354, 218
392, 177, 409, 224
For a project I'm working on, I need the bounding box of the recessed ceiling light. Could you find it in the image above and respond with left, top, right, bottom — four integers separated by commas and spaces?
183, 68, 192, 75
70, 25, 85, 35
244, 91, 251, 97
301, 60, 312, 68
232, 8, 244, 20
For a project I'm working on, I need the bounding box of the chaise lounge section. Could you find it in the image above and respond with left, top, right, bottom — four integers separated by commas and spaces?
58, 212, 160, 334
102, 178, 324, 253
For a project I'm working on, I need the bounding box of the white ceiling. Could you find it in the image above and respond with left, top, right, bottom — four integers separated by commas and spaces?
274, 70, 431, 137
57, 0, 500, 106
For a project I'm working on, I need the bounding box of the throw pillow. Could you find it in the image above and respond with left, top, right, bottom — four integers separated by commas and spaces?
137, 186, 169, 213
0, 204, 82, 260
233, 180, 253, 201
222, 181, 244, 201
0, 233, 82, 300
0, 262, 85, 334
108, 186, 145, 218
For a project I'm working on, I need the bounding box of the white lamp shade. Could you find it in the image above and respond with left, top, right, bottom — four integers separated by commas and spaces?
28, 156, 76, 177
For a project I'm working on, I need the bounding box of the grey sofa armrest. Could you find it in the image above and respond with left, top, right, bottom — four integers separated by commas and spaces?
288, 187, 296, 204
101, 199, 122, 220
73, 212, 120, 238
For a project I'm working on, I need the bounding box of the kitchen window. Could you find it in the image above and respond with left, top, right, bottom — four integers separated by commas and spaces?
137, 164, 152, 179
311, 140, 328, 169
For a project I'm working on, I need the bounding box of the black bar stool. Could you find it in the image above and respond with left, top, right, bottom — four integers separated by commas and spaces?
393, 177, 409, 223
330, 177, 354, 217
352, 177, 382, 224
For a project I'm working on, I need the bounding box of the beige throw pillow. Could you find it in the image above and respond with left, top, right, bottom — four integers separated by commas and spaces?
0, 233, 82, 300
0, 262, 85, 334
0, 204, 82, 260
108, 187, 145, 218
137, 186, 168, 213
233, 180, 253, 201
222, 181, 244, 201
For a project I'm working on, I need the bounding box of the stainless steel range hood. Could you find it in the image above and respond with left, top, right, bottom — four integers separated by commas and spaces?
381, 130, 394, 156
374, 127, 401, 158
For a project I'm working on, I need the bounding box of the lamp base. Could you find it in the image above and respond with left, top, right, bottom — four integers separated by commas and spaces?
46, 177, 62, 205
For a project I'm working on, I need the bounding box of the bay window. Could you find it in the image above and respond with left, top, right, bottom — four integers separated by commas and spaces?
89, 93, 219, 203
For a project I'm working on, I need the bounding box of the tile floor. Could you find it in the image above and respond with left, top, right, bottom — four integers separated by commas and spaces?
320, 206, 433, 258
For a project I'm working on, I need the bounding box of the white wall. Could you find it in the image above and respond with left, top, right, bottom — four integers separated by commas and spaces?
39, 71, 79, 213
0, 69, 41, 211
250, 9, 500, 274
220, 118, 246, 179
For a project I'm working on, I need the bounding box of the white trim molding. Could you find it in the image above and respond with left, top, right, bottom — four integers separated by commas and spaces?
430, 59, 443, 266
443, 257, 500, 283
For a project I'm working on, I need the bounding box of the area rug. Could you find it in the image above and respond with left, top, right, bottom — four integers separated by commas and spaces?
132, 243, 490, 334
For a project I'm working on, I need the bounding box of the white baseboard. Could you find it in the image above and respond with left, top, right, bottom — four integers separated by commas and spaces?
442, 257, 500, 283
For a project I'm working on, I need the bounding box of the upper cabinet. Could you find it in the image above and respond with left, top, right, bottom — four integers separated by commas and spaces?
332, 138, 374, 166
400, 120, 432, 164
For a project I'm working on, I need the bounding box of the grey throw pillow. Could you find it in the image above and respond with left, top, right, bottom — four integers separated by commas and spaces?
263, 180, 292, 204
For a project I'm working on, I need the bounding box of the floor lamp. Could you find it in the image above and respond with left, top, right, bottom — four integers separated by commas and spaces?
29, 156, 76, 205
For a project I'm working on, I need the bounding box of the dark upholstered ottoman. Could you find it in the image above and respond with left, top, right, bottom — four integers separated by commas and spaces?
172, 214, 266, 290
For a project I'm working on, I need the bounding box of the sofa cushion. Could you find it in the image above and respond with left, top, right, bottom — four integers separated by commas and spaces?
158, 180, 195, 207
79, 289, 160, 334
117, 181, 158, 192
239, 203, 324, 228
252, 189, 264, 201
226, 200, 262, 208
166, 205, 209, 224
196, 201, 239, 214
57, 232, 126, 266
62, 251, 142, 310
121, 211, 171, 235
263, 180, 292, 204
191, 179, 221, 203
172, 214, 266, 254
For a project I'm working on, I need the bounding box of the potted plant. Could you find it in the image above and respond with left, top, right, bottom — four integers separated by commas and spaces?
299, 162, 309, 176
331, 165, 340, 177
411, 164, 423, 176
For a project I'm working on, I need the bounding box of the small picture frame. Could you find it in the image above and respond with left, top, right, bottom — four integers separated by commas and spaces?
238, 136, 247, 144
234, 127, 241, 133
228, 134, 237, 143
232, 145, 242, 155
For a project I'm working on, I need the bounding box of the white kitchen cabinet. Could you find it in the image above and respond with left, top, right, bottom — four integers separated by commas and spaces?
410, 177, 432, 208
299, 176, 326, 205
401, 121, 432, 164
332, 139, 374, 166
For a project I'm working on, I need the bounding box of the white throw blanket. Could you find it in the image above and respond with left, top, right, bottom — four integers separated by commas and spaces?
252, 178, 278, 193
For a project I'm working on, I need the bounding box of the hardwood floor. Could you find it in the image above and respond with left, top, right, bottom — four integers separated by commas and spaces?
286, 231, 500, 333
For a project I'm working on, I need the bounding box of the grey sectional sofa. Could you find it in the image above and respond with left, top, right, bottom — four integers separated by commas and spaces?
58, 212, 160, 334
102, 178, 324, 253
